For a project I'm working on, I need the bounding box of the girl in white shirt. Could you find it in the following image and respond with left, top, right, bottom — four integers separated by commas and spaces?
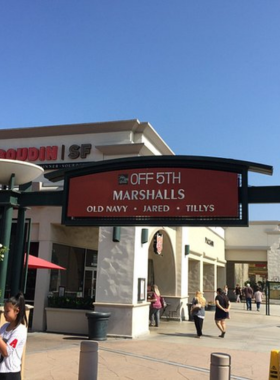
0, 293, 27, 380
254, 287, 263, 312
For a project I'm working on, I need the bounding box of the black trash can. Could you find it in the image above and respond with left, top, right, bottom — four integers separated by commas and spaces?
187, 303, 194, 321
85, 311, 111, 341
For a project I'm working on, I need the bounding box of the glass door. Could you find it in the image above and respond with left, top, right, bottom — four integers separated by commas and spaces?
84, 268, 97, 298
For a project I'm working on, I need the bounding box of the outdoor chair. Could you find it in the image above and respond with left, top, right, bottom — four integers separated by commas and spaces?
166, 301, 183, 321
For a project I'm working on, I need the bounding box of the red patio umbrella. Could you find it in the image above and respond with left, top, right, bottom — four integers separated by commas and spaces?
25, 254, 66, 270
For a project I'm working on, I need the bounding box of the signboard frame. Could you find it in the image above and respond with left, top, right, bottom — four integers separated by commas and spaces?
60, 155, 257, 227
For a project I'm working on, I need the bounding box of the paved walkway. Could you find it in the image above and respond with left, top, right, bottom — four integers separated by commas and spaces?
24, 302, 280, 379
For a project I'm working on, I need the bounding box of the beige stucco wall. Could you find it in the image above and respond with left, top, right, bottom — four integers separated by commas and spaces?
225, 221, 280, 282
188, 227, 225, 262
187, 226, 226, 302
225, 222, 280, 261
94, 225, 190, 336
226, 249, 267, 262
225, 222, 280, 250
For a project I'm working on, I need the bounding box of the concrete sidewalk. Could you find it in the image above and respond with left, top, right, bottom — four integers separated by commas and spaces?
24, 302, 280, 379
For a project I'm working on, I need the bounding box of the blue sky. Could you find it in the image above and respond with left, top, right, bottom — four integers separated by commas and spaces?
1, 1, 280, 221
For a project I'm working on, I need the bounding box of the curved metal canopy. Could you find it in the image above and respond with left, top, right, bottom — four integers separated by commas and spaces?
45, 155, 273, 183
0, 159, 44, 186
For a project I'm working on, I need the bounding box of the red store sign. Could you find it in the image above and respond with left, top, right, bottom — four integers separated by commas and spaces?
66, 167, 239, 219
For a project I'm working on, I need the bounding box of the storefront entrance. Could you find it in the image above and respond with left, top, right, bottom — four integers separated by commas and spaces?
226, 261, 267, 300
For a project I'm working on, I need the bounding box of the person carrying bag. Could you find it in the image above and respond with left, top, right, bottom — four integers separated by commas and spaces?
149, 285, 162, 327
191, 291, 206, 338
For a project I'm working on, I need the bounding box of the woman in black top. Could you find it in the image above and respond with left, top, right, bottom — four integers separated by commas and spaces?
234, 284, 242, 303
215, 288, 231, 338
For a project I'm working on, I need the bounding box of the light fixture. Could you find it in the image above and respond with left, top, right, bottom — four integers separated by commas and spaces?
141, 229, 149, 244
112, 226, 121, 242
205, 237, 214, 247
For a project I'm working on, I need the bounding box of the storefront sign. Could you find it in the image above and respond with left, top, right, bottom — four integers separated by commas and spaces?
0, 144, 92, 167
66, 167, 239, 221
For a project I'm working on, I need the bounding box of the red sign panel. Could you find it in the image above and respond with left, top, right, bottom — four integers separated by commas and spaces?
67, 168, 239, 219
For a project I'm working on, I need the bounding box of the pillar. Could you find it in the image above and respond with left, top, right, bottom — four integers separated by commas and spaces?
0, 174, 15, 305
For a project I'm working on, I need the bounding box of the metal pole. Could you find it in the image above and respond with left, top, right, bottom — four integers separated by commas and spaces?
11, 207, 26, 295
78, 341, 98, 380
266, 282, 270, 316
0, 174, 15, 305
210, 352, 231, 380
23, 218, 32, 294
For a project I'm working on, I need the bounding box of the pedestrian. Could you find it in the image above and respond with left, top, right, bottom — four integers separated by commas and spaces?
223, 285, 228, 296
234, 284, 242, 303
191, 291, 206, 338
149, 285, 162, 327
244, 283, 254, 311
0, 292, 28, 380
214, 288, 231, 338
254, 287, 263, 311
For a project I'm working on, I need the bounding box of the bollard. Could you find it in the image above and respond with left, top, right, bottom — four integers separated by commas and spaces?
78, 341, 98, 380
269, 350, 280, 379
210, 352, 231, 380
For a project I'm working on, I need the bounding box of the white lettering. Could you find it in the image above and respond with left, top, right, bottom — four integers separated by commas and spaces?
113, 189, 185, 201
113, 191, 122, 200
106, 205, 128, 212
87, 205, 104, 212
143, 205, 170, 212
130, 172, 154, 185
185, 204, 215, 212
156, 172, 181, 184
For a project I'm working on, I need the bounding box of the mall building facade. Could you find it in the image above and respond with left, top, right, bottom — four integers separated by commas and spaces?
0, 119, 279, 337
225, 221, 280, 299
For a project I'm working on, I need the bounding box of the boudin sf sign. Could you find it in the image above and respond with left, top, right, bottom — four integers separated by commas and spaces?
62, 156, 253, 227
0, 144, 92, 169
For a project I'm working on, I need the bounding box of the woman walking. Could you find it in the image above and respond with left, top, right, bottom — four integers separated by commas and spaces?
234, 284, 242, 303
149, 285, 162, 327
191, 291, 206, 338
215, 288, 231, 338
254, 287, 263, 311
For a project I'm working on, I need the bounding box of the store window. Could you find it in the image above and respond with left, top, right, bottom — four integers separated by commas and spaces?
50, 244, 98, 298
84, 249, 98, 298
85, 249, 98, 267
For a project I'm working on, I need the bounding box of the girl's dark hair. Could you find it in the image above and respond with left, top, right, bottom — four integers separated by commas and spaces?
5, 292, 27, 327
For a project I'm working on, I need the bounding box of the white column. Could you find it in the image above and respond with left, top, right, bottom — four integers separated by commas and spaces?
95, 226, 150, 338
